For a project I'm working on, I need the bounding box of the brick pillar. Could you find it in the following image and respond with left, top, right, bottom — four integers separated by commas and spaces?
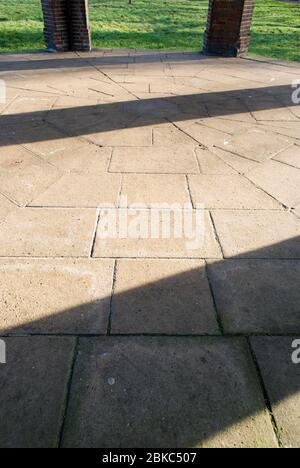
204, 0, 256, 57
41, 0, 69, 51
68, 0, 91, 51
41, 0, 91, 52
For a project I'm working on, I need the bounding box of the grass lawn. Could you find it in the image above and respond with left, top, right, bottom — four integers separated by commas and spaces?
0, 0, 298, 61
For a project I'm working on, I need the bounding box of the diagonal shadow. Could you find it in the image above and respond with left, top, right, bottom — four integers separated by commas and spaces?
0, 236, 299, 447
0, 84, 298, 148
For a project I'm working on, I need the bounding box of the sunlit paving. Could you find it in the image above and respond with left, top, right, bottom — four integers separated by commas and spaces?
0, 0, 300, 451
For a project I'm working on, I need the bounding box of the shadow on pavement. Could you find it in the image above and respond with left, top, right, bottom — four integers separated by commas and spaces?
0, 237, 299, 447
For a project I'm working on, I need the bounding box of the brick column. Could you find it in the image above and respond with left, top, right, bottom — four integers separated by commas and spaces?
204, 0, 256, 57
41, 0, 91, 52
68, 0, 91, 51
41, 0, 69, 51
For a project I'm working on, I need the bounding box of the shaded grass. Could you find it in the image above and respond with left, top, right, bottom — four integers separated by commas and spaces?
0, 0, 298, 62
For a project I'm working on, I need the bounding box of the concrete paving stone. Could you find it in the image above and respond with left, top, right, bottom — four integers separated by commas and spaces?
120, 174, 191, 207
0, 336, 75, 448
2, 86, 20, 101
178, 122, 230, 148
30, 173, 121, 208
220, 64, 294, 85
0, 208, 97, 257
274, 144, 300, 169
86, 126, 152, 147
147, 77, 182, 94
0, 194, 16, 221
217, 128, 292, 163
188, 174, 281, 209
22, 124, 86, 158
166, 64, 206, 77
211, 210, 300, 258
123, 98, 179, 119
0, 145, 62, 206
52, 95, 101, 109
79, 79, 133, 102
207, 259, 300, 334
0, 258, 114, 334
259, 121, 300, 141
294, 206, 300, 219
122, 81, 150, 94
195, 118, 255, 135
128, 64, 167, 76
153, 123, 199, 147
62, 337, 277, 448
48, 106, 136, 135
195, 147, 237, 175
245, 95, 298, 121
174, 98, 209, 120
45, 144, 112, 173
250, 337, 300, 448
93, 209, 222, 259
0, 121, 38, 146
1, 96, 56, 122
109, 146, 199, 174
247, 160, 300, 208
211, 147, 260, 174
111, 259, 219, 334
204, 98, 256, 123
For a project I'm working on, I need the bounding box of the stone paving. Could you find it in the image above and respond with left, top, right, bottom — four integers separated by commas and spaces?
0, 50, 299, 448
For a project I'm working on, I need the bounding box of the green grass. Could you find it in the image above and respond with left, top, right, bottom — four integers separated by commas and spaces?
0, 0, 299, 61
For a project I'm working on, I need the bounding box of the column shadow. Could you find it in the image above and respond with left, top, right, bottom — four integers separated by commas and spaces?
0, 237, 299, 447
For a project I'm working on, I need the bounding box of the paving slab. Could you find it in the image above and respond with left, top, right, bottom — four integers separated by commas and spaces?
0, 258, 114, 334
111, 259, 219, 334
212, 210, 300, 258
211, 147, 260, 174
251, 337, 300, 448
0, 336, 75, 448
62, 337, 277, 448
120, 174, 191, 207
204, 97, 255, 123
30, 173, 121, 208
245, 95, 298, 122
13, 123, 86, 158
207, 259, 300, 334
247, 160, 300, 208
153, 123, 198, 146
195, 147, 237, 175
259, 121, 300, 141
179, 122, 229, 148
194, 118, 254, 135
93, 209, 222, 259
86, 126, 152, 147
274, 144, 300, 170
0, 145, 62, 206
45, 144, 112, 173
294, 206, 300, 219
188, 174, 280, 209
217, 128, 291, 163
0, 208, 97, 257
0, 194, 15, 221
109, 146, 200, 174
1, 96, 56, 122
